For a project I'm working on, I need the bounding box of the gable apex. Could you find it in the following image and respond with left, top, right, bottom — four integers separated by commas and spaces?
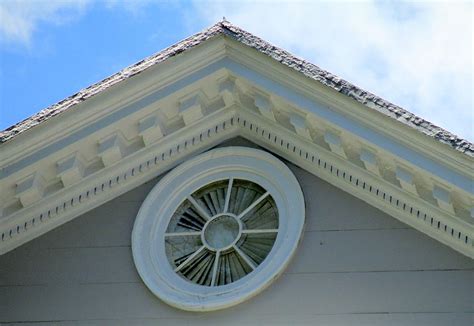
0, 21, 472, 258
1, 20, 472, 157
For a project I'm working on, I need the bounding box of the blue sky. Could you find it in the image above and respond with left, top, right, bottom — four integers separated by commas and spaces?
0, 1, 472, 140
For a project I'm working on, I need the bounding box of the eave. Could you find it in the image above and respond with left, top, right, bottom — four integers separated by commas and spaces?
0, 34, 473, 258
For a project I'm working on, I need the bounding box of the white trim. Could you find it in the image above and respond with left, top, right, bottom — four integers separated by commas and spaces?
0, 110, 239, 254
131, 147, 305, 311
0, 39, 472, 258
236, 109, 474, 258
1, 97, 472, 259
224, 40, 472, 172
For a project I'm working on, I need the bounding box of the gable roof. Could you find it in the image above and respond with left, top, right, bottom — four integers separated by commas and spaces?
1, 20, 472, 157
0, 20, 472, 258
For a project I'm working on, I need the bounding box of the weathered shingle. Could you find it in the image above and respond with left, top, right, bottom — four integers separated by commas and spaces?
1, 20, 472, 156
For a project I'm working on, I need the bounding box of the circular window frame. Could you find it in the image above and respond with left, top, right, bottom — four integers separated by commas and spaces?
132, 146, 305, 311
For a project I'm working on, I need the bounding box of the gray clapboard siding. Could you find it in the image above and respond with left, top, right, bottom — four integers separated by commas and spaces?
2, 228, 473, 286
1, 313, 473, 326
289, 228, 474, 273
0, 142, 473, 325
0, 272, 472, 321
292, 167, 408, 232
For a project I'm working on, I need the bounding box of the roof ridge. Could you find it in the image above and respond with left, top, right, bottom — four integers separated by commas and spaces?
1, 20, 472, 157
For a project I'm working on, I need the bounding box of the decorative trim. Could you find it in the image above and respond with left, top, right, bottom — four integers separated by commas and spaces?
0, 63, 472, 258
0, 111, 239, 254
1, 56, 471, 194
236, 108, 473, 258
323, 131, 346, 158
224, 48, 473, 191
360, 149, 380, 176
15, 173, 45, 207
98, 133, 126, 167
56, 153, 85, 187
432, 184, 455, 214
395, 166, 418, 196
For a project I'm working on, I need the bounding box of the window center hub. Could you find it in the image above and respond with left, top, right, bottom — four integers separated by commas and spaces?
203, 215, 240, 250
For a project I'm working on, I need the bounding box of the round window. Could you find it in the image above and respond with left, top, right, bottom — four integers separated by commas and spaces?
132, 147, 305, 311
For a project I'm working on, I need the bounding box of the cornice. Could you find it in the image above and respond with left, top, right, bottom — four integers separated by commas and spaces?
0, 109, 239, 254
223, 39, 473, 178
236, 108, 473, 258
0, 53, 472, 258
3, 20, 472, 160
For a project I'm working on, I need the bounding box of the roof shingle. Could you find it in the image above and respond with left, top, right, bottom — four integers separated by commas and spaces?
1, 20, 472, 157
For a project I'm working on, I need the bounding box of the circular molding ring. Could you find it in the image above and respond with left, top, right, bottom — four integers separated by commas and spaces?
132, 146, 305, 311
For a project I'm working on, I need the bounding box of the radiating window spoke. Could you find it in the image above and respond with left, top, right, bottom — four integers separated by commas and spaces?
167, 179, 278, 287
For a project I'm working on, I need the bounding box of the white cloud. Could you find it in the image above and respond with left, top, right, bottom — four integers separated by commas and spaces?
192, 1, 473, 140
0, 0, 90, 46
0, 0, 174, 47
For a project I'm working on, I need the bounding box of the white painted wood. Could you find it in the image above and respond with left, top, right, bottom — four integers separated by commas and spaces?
179, 93, 205, 125
433, 184, 455, 214
218, 76, 239, 107
56, 153, 85, 187
0, 141, 472, 324
396, 166, 418, 195
2, 79, 472, 257
138, 114, 164, 146
1, 36, 472, 258
15, 173, 45, 207
131, 147, 305, 311
97, 133, 126, 167
289, 113, 312, 140
360, 148, 380, 176
253, 93, 275, 121
324, 131, 346, 158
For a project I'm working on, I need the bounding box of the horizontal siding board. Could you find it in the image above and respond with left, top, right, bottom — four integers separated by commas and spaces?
0, 246, 138, 286
2, 313, 473, 326
288, 229, 474, 274
0, 271, 472, 322
34, 201, 140, 249
292, 165, 408, 231
2, 229, 473, 286
27, 178, 160, 250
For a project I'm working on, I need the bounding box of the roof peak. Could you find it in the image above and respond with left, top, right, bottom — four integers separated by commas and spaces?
1, 20, 472, 156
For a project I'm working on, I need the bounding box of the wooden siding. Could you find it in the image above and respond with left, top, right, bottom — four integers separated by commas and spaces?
1, 144, 473, 325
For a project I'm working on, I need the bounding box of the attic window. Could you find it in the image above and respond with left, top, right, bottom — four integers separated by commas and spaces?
132, 147, 305, 311
166, 178, 278, 286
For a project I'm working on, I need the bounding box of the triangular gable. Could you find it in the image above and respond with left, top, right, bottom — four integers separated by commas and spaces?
0, 21, 472, 257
